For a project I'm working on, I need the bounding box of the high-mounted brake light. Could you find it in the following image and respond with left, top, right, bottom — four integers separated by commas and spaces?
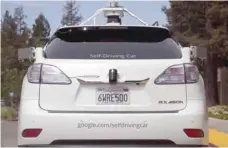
154, 63, 199, 84
27, 64, 71, 84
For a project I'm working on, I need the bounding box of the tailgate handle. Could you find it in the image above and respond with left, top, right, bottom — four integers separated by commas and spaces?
76, 77, 150, 85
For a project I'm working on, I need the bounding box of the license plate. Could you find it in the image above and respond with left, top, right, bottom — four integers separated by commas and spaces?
96, 88, 129, 105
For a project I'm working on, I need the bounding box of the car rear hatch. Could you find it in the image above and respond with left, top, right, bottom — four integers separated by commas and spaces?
36, 26, 188, 113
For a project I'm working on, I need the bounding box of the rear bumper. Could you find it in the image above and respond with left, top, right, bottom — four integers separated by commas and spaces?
18, 99, 208, 146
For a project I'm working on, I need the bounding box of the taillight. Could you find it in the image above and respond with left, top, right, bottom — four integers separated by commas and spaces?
27, 64, 71, 84
184, 63, 199, 83
22, 128, 42, 138
184, 129, 204, 138
27, 63, 42, 83
154, 63, 199, 84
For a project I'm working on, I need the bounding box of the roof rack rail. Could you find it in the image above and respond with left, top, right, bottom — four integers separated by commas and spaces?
79, 0, 158, 26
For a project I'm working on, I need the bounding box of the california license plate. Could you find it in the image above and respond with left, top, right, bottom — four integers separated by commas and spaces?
96, 88, 129, 105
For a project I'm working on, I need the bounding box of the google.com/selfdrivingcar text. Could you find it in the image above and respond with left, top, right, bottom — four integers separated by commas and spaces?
77, 121, 148, 129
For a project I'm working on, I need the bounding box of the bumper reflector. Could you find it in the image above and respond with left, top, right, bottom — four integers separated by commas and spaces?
22, 128, 42, 138
184, 129, 204, 138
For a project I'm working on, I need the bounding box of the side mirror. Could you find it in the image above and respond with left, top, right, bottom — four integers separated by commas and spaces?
34, 47, 45, 62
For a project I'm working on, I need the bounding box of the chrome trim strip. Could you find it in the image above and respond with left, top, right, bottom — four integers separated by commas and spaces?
76, 78, 150, 85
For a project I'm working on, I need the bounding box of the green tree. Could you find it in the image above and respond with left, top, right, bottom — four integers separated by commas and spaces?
206, 2, 228, 60
14, 6, 27, 35
1, 7, 30, 71
13, 6, 31, 48
162, 1, 228, 59
1, 10, 17, 47
1, 7, 31, 106
1, 69, 26, 106
31, 13, 51, 46
61, 0, 82, 26
162, 2, 208, 46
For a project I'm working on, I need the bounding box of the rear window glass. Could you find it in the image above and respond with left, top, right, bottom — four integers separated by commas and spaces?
45, 27, 182, 59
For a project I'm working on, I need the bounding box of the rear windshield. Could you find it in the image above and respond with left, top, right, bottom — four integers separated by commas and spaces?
45, 27, 182, 59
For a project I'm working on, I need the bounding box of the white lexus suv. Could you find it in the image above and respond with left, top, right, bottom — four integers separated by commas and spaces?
18, 25, 208, 147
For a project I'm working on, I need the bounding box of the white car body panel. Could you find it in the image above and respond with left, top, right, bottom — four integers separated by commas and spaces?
18, 85, 208, 146
39, 59, 187, 112
18, 25, 208, 147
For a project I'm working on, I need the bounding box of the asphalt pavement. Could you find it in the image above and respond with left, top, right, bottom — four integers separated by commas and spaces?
1, 118, 227, 147
1, 120, 17, 147
208, 118, 228, 133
